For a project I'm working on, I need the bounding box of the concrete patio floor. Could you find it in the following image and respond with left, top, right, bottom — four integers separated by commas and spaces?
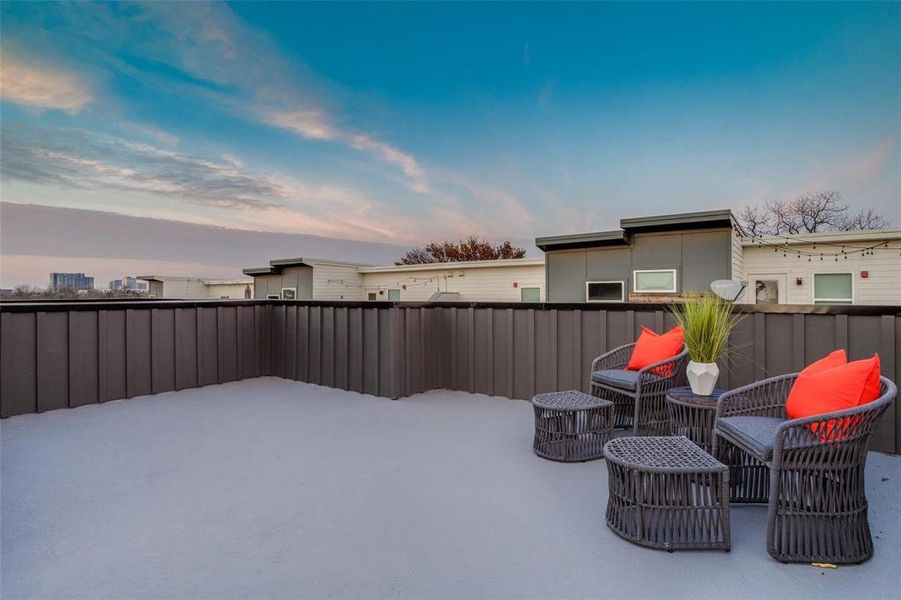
3, 377, 900, 599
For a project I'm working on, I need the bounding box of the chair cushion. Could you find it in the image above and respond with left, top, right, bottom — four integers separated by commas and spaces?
718, 415, 822, 460
591, 369, 642, 391
626, 325, 684, 371
785, 353, 881, 440
717, 416, 787, 460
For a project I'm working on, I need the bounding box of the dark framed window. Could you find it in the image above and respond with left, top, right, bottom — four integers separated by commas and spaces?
586, 281, 625, 302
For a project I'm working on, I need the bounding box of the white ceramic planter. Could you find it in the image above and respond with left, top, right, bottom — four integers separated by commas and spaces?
686, 361, 720, 396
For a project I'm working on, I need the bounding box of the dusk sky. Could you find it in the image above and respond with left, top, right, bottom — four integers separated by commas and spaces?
1, 2, 899, 287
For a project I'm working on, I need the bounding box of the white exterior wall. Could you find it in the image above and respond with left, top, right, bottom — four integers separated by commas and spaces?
358, 261, 546, 302
731, 228, 744, 282
740, 243, 901, 305
205, 282, 252, 299
311, 263, 366, 301
159, 279, 209, 299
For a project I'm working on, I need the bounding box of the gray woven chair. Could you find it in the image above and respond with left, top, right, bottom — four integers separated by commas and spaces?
589, 343, 689, 435
713, 374, 897, 564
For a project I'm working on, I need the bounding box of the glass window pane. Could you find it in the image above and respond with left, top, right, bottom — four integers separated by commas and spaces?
634, 271, 675, 292
754, 280, 779, 304
387, 289, 401, 301
814, 274, 852, 300
587, 282, 623, 301
520, 287, 541, 302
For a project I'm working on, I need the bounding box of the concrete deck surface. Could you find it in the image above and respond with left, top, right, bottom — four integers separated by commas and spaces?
3, 377, 900, 599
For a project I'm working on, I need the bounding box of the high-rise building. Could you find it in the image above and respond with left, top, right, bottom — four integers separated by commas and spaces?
49, 272, 95, 292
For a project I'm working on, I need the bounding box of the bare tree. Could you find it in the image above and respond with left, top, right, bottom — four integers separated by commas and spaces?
396, 236, 527, 265
740, 191, 889, 235
739, 205, 770, 236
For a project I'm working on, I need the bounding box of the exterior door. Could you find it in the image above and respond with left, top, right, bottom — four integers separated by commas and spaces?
748, 273, 786, 304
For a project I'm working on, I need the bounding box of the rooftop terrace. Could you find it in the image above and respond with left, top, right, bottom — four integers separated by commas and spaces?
3, 378, 900, 599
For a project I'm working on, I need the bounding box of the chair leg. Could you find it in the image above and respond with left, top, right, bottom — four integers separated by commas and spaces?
714, 436, 770, 504
767, 457, 874, 564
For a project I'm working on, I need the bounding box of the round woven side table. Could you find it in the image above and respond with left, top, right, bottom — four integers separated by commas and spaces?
532, 390, 614, 462
604, 436, 731, 552
665, 386, 725, 454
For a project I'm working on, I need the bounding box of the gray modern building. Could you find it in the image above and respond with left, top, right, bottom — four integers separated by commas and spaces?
536, 210, 740, 303
49, 272, 95, 292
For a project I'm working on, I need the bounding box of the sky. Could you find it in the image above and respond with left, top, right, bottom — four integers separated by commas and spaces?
1, 2, 899, 287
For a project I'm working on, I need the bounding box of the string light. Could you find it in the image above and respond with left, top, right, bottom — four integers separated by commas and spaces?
731, 222, 896, 259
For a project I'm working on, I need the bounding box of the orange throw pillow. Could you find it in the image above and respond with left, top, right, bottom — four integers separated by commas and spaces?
785, 353, 882, 440
626, 325, 684, 371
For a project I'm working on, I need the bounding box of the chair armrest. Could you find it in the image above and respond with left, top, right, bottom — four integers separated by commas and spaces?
716, 373, 797, 420
590, 343, 635, 372
636, 347, 689, 388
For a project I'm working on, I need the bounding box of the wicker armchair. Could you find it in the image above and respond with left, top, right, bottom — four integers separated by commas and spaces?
589, 343, 689, 435
713, 374, 897, 564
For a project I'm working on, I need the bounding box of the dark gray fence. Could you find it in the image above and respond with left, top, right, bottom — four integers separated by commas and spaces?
1, 301, 272, 416
2, 300, 899, 454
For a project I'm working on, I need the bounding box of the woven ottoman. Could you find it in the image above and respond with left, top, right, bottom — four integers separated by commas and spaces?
532, 390, 614, 462
604, 436, 730, 551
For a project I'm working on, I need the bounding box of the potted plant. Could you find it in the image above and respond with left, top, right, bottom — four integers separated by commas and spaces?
670, 293, 744, 396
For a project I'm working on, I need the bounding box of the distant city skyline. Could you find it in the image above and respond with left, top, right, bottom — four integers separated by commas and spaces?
1, 2, 899, 286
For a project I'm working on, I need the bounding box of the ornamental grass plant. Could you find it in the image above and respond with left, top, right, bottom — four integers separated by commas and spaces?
669, 293, 744, 364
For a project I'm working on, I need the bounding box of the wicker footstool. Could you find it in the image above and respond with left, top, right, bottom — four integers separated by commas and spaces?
532, 390, 614, 462
604, 436, 731, 551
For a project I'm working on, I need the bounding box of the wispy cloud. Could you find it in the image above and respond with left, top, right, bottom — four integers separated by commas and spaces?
0, 51, 93, 113
1, 123, 282, 209
131, 2, 431, 192
263, 109, 336, 141
1, 2, 539, 244
263, 108, 428, 191
119, 122, 180, 146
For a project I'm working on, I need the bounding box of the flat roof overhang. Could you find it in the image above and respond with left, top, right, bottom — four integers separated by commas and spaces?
242, 266, 276, 275
620, 209, 734, 233
535, 230, 628, 251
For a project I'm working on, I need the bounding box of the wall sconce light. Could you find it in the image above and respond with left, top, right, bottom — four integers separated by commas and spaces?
795, 277, 803, 286
861, 271, 869, 279
513, 282, 518, 288
402, 284, 407, 290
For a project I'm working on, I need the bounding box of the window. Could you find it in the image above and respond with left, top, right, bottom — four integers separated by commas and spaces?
586, 281, 625, 302
387, 289, 401, 301
281, 287, 297, 300
754, 280, 780, 304
520, 287, 541, 302
633, 269, 677, 293
813, 273, 853, 305
368, 292, 377, 301
266, 294, 279, 300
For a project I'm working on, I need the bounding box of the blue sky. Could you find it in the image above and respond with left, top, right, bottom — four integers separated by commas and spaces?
1, 1, 899, 268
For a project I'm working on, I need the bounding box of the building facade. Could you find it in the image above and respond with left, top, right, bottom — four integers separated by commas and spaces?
49, 272, 94, 292
737, 229, 901, 305
537, 210, 737, 303
244, 257, 546, 302
137, 276, 253, 300
357, 258, 546, 302
537, 210, 900, 306
109, 276, 150, 293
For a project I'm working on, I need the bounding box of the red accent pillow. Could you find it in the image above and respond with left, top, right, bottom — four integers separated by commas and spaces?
785, 353, 882, 440
626, 325, 684, 371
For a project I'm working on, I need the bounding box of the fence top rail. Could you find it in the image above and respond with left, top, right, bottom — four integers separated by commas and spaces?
1, 298, 899, 316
